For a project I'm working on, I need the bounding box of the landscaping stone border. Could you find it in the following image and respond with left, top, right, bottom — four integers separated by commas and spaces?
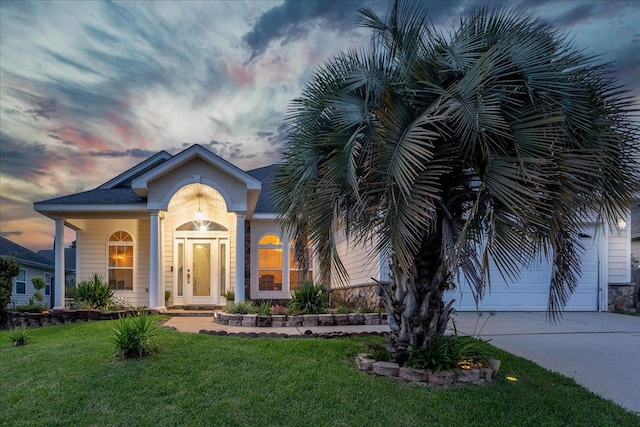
356, 354, 501, 386
191, 329, 387, 339
5, 308, 140, 328
214, 312, 387, 327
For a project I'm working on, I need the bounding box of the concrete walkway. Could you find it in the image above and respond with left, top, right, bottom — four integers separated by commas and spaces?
163, 311, 640, 414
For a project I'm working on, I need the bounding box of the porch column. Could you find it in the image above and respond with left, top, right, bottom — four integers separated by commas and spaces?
54, 219, 65, 309
149, 210, 160, 310
157, 214, 166, 311
235, 212, 245, 302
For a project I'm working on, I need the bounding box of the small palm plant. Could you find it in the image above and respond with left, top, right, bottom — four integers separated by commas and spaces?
10, 326, 30, 346
289, 282, 326, 314
112, 311, 159, 358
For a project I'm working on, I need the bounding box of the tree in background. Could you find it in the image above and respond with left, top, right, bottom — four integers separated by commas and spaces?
274, 2, 639, 353
0, 256, 20, 324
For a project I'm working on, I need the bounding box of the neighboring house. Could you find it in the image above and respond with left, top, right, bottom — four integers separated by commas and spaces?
0, 236, 55, 308
33, 144, 633, 312
37, 247, 76, 288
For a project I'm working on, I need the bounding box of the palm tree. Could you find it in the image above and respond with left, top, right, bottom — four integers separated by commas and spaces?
273, 1, 639, 353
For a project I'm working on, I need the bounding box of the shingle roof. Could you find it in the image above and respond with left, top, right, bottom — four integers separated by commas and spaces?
37, 248, 76, 270
0, 237, 54, 268
36, 188, 144, 205
247, 164, 278, 214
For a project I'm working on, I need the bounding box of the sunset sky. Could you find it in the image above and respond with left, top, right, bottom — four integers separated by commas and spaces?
1, 0, 638, 251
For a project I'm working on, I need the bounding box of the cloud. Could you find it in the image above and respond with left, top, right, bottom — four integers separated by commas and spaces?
88, 148, 158, 158
0, 230, 23, 237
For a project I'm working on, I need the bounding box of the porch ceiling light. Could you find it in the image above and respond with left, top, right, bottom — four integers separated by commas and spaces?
195, 194, 204, 221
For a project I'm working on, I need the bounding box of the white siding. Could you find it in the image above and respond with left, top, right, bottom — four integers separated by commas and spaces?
608, 228, 631, 283
11, 265, 55, 307
76, 218, 150, 307
333, 231, 384, 289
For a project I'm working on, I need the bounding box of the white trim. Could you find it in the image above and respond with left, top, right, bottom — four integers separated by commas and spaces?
235, 212, 246, 302
155, 177, 236, 212
98, 151, 173, 189
34, 204, 148, 213
54, 219, 65, 309
105, 230, 135, 292
251, 213, 278, 219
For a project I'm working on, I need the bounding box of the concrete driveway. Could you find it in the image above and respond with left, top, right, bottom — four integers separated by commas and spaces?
451, 311, 640, 415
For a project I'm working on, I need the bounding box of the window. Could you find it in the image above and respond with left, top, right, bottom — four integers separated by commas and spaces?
108, 231, 134, 290
15, 269, 26, 294
44, 273, 51, 296
289, 240, 313, 291
258, 234, 282, 291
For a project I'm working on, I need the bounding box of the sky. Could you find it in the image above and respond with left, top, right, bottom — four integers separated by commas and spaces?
1, 0, 639, 252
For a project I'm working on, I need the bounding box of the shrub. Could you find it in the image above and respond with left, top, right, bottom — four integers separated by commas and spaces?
225, 301, 256, 314
107, 296, 131, 311
112, 311, 160, 358
256, 301, 272, 316
15, 301, 47, 313
405, 335, 492, 372
223, 291, 235, 301
289, 282, 326, 314
65, 285, 77, 300
0, 256, 20, 324
75, 274, 114, 309
31, 277, 46, 303
9, 326, 30, 346
270, 304, 287, 315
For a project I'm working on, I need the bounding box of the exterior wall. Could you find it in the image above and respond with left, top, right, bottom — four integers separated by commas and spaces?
607, 227, 631, 283
76, 218, 150, 307
333, 231, 385, 288
147, 157, 249, 211
632, 238, 640, 262
11, 265, 54, 308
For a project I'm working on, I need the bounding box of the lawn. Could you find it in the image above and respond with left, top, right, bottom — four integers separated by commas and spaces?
1, 319, 637, 427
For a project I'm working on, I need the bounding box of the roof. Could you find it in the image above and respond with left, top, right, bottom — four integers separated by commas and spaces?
0, 237, 54, 269
37, 248, 76, 271
36, 188, 144, 205
247, 164, 278, 214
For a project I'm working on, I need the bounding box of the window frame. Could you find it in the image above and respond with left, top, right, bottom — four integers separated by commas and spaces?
289, 240, 314, 291
44, 272, 51, 296
15, 269, 26, 294
257, 234, 283, 292
107, 231, 135, 291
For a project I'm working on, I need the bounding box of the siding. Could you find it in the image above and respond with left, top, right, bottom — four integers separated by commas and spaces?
333, 231, 383, 288
76, 219, 150, 307
11, 266, 54, 307
631, 238, 640, 262
608, 229, 631, 283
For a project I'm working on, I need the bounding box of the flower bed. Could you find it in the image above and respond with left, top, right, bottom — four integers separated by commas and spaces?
214, 311, 387, 327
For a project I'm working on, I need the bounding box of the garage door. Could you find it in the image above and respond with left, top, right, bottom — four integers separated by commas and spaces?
445, 227, 599, 311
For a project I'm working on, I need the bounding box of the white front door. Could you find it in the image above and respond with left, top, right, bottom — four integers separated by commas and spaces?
175, 238, 229, 306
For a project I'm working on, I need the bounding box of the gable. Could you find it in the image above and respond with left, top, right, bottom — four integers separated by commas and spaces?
0, 237, 54, 269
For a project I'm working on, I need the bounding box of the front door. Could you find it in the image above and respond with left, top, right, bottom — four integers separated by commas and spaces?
175, 238, 228, 306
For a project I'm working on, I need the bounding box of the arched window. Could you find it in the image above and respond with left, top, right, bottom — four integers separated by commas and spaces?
289, 240, 313, 291
258, 234, 282, 291
108, 231, 133, 290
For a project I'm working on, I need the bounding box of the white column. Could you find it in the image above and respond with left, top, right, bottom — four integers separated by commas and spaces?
157, 214, 166, 312
54, 219, 65, 309
235, 212, 246, 303
149, 210, 160, 310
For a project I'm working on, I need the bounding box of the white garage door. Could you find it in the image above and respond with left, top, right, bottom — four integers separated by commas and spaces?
445, 227, 599, 311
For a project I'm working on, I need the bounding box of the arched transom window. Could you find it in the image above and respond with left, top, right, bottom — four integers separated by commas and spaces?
108, 231, 133, 290
258, 234, 282, 291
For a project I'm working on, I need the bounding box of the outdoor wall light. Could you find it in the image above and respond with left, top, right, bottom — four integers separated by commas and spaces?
617, 218, 628, 230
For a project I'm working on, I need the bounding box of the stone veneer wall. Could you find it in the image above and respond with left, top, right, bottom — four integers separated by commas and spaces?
329, 283, 382, 309
608, 283, 638, 313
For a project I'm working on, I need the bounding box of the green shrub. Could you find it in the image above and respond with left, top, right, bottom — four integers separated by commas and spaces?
112, 311, 160, 358
0, 256, 20, 324
65, 285, 77, 300
289, 282, 326, 314
223, 291, 235, 301
405, 335, 492, 372
9, 325, 30, 346
337, 305, 350, 314
15, 301, 47, 313
225, 301, 256, 314
107, 296, 131, 311
31, 277, 46, 303
75, 274, 114, 309
255, 301, 272, 316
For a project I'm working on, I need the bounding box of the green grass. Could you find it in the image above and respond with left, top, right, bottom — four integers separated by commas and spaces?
1, 319, 637, 427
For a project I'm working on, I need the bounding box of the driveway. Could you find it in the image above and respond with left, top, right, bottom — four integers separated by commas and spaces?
451, 311, 640, 414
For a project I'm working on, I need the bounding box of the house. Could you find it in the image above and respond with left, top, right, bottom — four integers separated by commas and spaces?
0, 236, 54, 308
632, 202, 640, 263
34, 144, 633, 312
37, 247, 77, 288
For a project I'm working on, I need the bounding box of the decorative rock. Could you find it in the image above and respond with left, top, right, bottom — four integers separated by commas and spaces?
242, 314, 257, 327
456, 368, 480, 383
356, 354, 376, 371
489, 359, 501, 375
348, 313, 364, 325
317, 314, 334, 326
372, 361, 400, 377
364, 313, 381, 325
286, 315, 302, 327
428, 370, 455, 385
216, 313, 229, 325
227, 314, 243, 326
302, 314, 318, 326
271, 315, 286, 327
334, 314, 349, 325
479, 367, 493, 383
399, 367, 427, 382
256, 315, 272, 327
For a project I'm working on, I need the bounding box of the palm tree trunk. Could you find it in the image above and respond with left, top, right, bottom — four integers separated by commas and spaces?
381, 231, 454, 353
